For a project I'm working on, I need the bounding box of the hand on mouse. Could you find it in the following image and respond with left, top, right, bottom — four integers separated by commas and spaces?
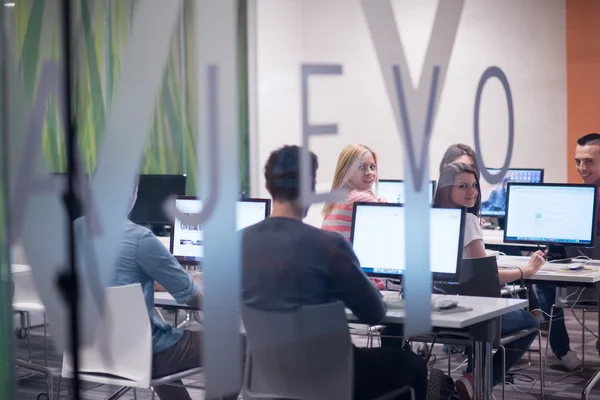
523, 250, 545, 276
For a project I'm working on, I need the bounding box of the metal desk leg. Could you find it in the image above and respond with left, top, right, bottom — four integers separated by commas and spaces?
584, 283, 600, 399
474, 340, 493, 400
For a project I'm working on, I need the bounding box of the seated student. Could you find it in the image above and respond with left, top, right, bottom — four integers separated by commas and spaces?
321, 143, 386, 291
433, 162, 544, 399
242, 145, 427, 400
76, 176, 243, 400
533, 133, 600, 371
321, 143, 386, 240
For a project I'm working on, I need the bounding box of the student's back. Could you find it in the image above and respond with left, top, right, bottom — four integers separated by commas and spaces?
242, 217, 385, 326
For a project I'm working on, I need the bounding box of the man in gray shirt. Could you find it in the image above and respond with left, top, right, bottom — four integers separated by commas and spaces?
242, 146, 427, 400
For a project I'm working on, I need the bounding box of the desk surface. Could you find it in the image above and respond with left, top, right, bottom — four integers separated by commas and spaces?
11, 264, 31, 274
154, 291, 527, 330
497, 256, 600, 284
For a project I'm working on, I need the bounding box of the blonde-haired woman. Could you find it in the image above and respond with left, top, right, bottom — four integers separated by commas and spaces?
322, 144, 385, 240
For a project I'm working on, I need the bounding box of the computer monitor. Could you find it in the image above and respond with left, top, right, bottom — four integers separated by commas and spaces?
350, 202, 465, 282
170, 196, 271, 265
376, 179, 437, 204
479, 168, 544, 217
504, 183, 597, 247
129, 174, 187, 226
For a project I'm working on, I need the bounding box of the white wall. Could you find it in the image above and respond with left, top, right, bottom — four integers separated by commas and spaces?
249, 0, 567, 209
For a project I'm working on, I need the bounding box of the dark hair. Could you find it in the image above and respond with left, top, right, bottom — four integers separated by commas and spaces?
433, 162, 481, 216
439, 144, 479, 176
264, 145, 318, 202
577, 133, 600, 146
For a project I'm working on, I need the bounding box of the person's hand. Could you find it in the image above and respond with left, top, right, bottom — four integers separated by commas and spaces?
154, 281, 166, 292
522, 250, 545, 276
378, 196, 388, 203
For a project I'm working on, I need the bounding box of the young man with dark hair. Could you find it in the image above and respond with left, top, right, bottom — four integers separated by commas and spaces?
241, 145, 428, 400
534, 133, 600, 371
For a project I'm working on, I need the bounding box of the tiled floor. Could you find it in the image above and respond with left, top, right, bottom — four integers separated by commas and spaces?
11, 308, 600, 399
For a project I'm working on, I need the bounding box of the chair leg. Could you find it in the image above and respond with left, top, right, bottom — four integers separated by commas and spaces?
133, 388, 138, 400
500, 345, 506, 400
538, 332, 544, 400
26, 311, 32, 361
43, 313, 48, 367
106, 386, 132, 400
582, 309, 586, 365
582, 368, 600, 400
543, 304, 556, 378
56, 375, 61, 400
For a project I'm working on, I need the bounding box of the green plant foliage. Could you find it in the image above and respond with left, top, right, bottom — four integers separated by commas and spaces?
13, 0, 249, 195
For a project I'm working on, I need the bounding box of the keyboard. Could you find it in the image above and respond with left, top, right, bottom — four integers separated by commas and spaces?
497, 256, 530, 269
384, 295, 445, 309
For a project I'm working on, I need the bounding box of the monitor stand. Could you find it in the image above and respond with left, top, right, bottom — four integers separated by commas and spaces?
495, 217, 506, 231
544, 243, 571, 263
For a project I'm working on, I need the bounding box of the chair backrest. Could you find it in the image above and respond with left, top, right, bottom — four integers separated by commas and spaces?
457, 256, 502, 298
61, 284, 152, 387
242, 301, 353, 400
12, 266, 43, 305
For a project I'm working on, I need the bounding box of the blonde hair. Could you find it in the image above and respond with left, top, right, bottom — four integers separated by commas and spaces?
322, 144, 379, 216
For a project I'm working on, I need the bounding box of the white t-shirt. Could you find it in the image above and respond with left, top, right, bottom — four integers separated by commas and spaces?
463, 213, 483, 258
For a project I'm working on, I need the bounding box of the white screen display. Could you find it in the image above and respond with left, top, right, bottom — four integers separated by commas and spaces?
377, 180, 435, 204
504, 185, 596, 245
479, 169, 543, 217
351, 205, 463, 277
171, 199, 269, 262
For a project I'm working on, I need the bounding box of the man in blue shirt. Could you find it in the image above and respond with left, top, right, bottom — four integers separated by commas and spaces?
101, 176, 242, 400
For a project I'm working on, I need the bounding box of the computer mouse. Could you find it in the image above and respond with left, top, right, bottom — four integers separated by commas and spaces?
436, 299, 459, 310
568, 264, 586, 271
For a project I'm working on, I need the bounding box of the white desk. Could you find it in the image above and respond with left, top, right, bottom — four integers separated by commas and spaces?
155, 291, 526, 330
497, 256, 600, 284
158, 236, 170, 249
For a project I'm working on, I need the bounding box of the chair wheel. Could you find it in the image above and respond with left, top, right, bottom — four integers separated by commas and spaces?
36, 393, 49, 400
15, 327, 28, 339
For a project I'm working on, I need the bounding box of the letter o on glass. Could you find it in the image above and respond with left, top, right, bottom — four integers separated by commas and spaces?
474, 66, 514, 185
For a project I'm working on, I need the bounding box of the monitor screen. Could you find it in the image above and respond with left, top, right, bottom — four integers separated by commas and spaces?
377, 180, 436, 203
504, 183, 597, 247
480, 168, 544, 217
170, 197, 271, 264
350, 203, 465, 281
129, 174, 187, 225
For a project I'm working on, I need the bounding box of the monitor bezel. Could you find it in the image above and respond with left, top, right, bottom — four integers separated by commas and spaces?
377, 179, 437, 202
169, 195, 272, 265
503, 182, 598, 247
479, 168, 545, 217
349, 201, 465, 282
129, 174, 187, 225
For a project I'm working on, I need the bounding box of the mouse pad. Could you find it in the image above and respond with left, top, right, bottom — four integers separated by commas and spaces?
556, 266, 597, 274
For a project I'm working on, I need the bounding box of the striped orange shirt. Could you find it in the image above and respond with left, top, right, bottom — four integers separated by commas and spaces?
321, 190, 379, 241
